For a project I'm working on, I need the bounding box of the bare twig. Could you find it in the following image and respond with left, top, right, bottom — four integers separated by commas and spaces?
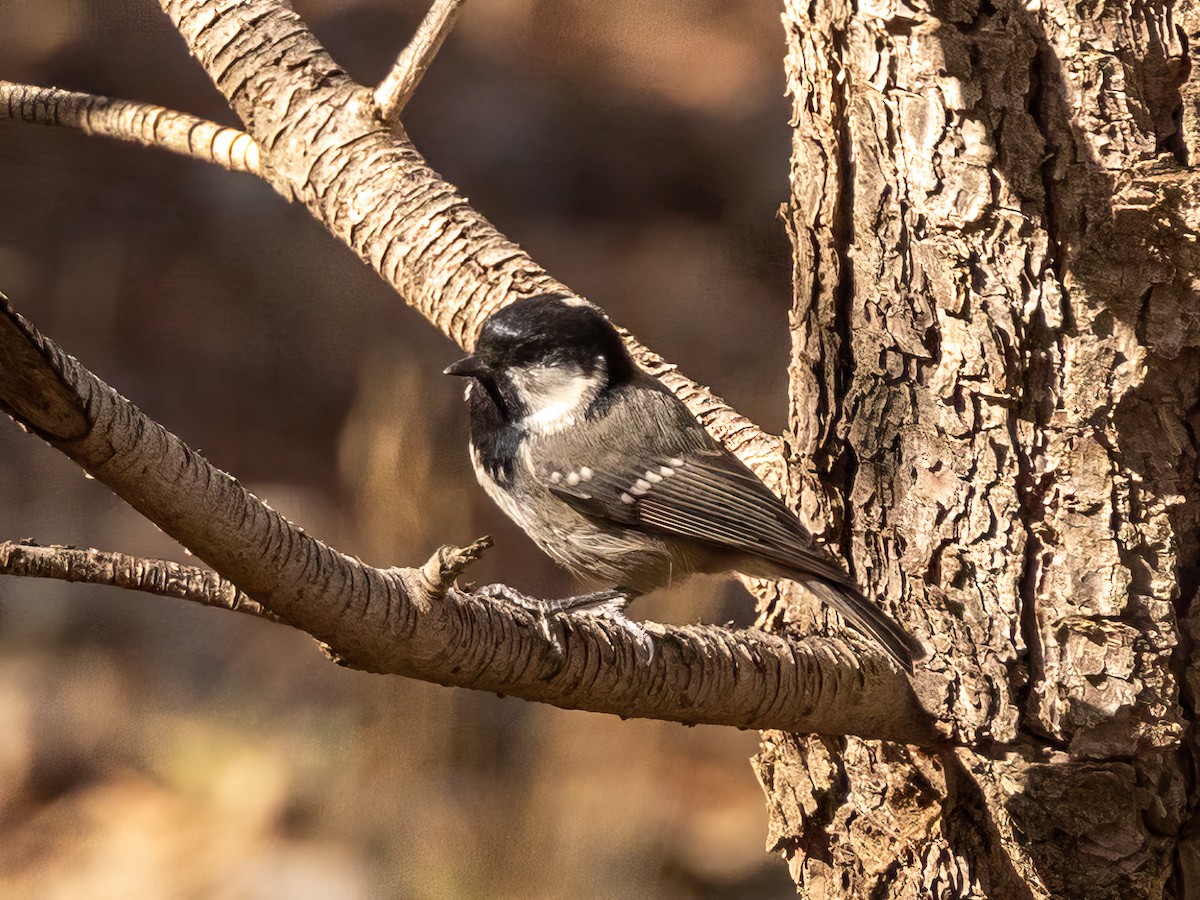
0, 81, 261, 175
0, 540, 275, 620
374, 0, 467, 123
417, 535, 494, 597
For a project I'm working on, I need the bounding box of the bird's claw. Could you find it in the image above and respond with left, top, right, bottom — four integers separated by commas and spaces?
475, 584, 652, 662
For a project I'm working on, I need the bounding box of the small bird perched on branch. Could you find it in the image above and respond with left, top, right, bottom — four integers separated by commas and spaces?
445, 295, 924, 671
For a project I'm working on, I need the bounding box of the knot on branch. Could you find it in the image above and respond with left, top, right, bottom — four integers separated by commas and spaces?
418, 535, 493, 597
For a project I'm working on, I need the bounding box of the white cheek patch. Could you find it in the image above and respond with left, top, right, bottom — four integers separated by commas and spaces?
514, 363, 603, 433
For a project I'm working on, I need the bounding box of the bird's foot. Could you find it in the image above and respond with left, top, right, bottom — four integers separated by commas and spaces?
476, 585, 652, 661
476, 584, 630, 617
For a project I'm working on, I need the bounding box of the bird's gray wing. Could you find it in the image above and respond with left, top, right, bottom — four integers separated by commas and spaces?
541, 441, 857, 591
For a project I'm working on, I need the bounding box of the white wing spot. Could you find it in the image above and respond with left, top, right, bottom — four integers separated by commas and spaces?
620, 492, 634, 504
635, 478, 652, 491
550, 471, 563, 484
566, 471, 581, 486
579, 466, 593, 481
668, 457, 685, 468
659, 466, 675, 477
630, 483, 648, 497
643, 470, 663, 483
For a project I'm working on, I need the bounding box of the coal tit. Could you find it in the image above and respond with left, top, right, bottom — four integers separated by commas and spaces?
446, 295, 923, 671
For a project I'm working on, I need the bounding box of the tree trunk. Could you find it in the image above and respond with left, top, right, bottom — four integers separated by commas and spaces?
755, 0, 1200, 895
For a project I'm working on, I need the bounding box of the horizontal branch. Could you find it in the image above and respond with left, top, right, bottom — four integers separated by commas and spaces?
0, 293, 934, 743
374, 0, 467, 124
0, 81, 261, 175
0, 540, 275, 620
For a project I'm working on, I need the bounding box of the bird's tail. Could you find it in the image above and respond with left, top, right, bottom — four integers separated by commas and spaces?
801, 578, 925, 673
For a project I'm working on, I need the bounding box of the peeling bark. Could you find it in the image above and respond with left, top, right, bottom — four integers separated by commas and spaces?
760, 0, 1200, 895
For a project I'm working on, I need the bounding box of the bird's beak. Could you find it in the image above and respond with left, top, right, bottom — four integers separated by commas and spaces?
444, 355, 489, 378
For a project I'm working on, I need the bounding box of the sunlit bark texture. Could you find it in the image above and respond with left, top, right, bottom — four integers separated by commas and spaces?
754, 0, 1200, 896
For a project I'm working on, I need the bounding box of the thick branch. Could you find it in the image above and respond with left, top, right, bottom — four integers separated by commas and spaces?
374, 0, 467, 123
0, 81, 261, 175
0, 295, 934, 743
0, 540, 275, 620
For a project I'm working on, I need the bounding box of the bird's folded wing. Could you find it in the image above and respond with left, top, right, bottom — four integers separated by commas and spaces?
544, 446, 857, 591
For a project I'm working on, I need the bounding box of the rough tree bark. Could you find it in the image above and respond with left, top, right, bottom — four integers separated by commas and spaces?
753, 0, 1200, 896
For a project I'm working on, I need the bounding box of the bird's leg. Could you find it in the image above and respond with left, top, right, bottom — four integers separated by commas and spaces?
475, 585, 652, 660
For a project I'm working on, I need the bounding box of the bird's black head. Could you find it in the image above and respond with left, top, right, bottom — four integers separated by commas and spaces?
445, 296, 636, 428
471, 296, 634, 380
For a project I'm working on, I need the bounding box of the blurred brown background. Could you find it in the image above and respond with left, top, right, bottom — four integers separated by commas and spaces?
0, 1, 797, 896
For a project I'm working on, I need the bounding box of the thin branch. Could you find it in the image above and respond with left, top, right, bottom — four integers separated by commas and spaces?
0, 81, 261, 176
0, 293, 935, 744
374, 0, 467, 124
0, 540, 275, 620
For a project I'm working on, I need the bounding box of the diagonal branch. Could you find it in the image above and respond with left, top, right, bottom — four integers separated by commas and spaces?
0, 540, 275, 620
0, 294, 934, 744
0, 81, 261, 175
0, 2, 783, 486
374, 0, 467, 124
157, 0, 785, 484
